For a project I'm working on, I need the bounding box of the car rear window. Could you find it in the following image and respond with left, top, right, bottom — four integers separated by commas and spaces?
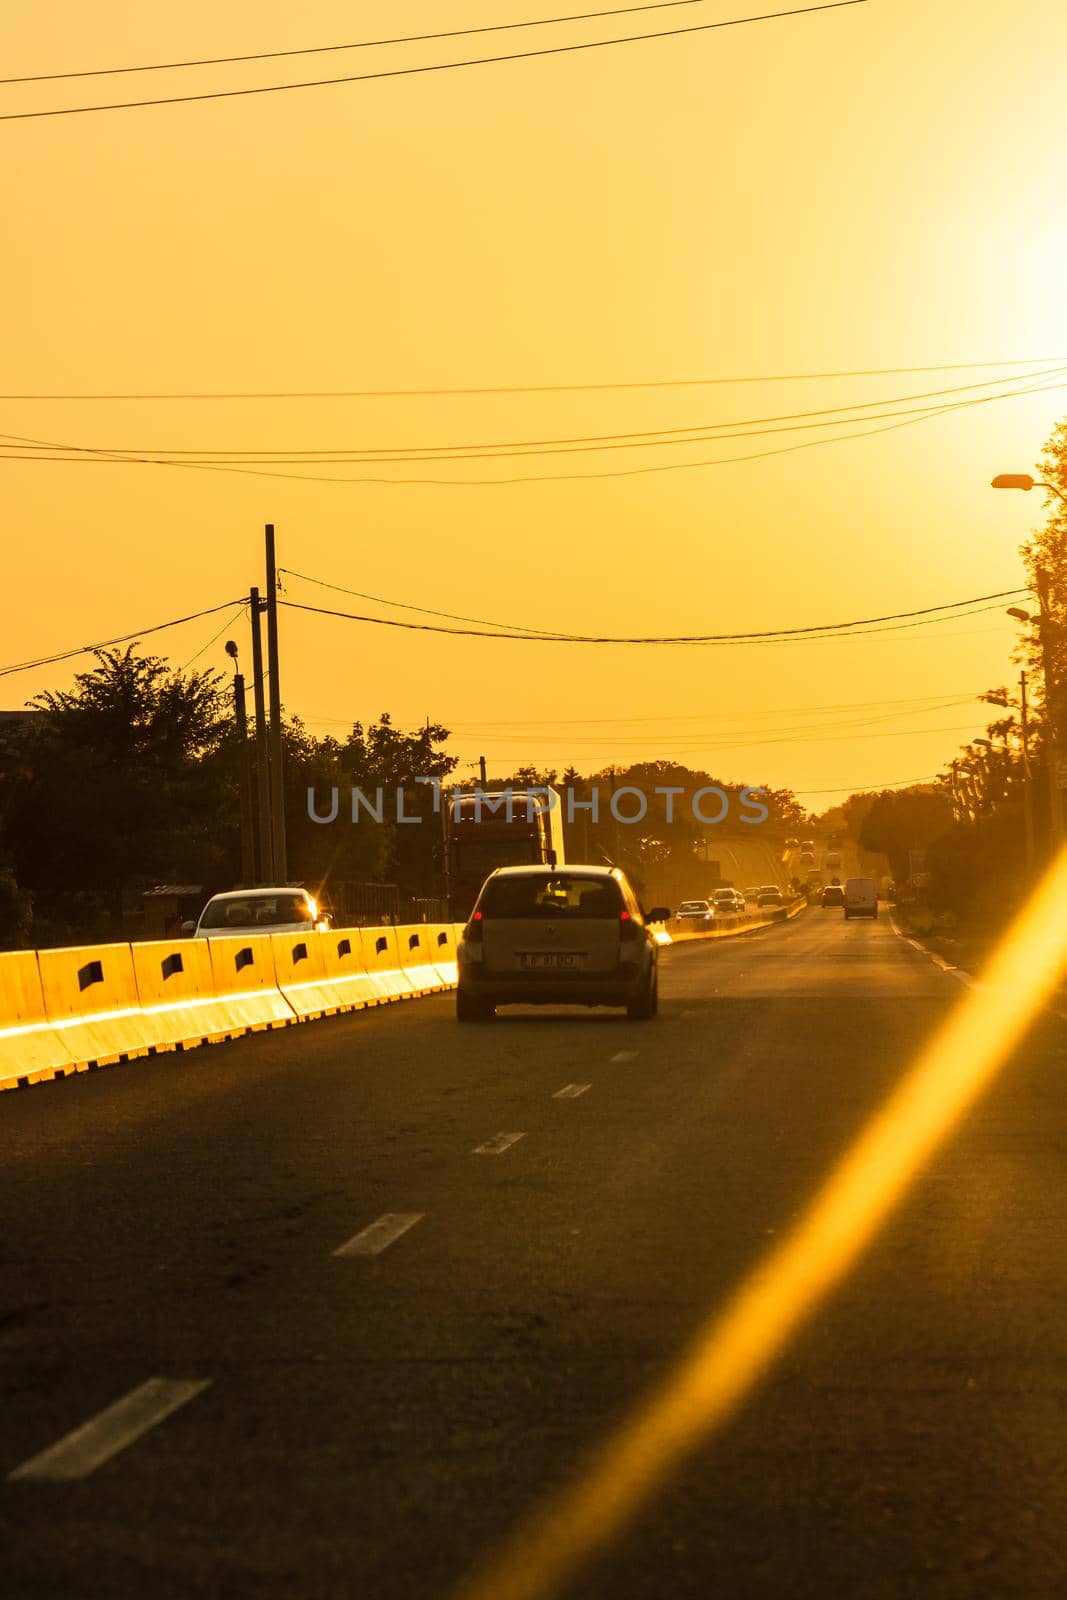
479, 875, 624, 919
200, 893, 312, 929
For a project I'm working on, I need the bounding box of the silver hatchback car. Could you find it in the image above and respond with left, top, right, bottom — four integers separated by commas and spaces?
456, 865, 669, 1021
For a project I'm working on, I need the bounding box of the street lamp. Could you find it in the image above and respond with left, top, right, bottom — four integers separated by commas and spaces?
991, 473, 1067, 506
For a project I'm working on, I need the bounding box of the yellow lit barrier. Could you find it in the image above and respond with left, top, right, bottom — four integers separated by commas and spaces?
131, 937, 233, 1050
0, 950, 72, 1089
667, 898, 806, 944
320, 929, 381, 1010
395, 923, 446, 994
205, 934, 296, 1033
359, 927, 416, 1000
269, 930, 343, 1022
37, 942, 161, 1070
431, 924, 459, 986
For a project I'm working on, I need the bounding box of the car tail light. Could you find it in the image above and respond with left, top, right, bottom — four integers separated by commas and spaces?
465, 909, 483, 943
619, 909, 639, 941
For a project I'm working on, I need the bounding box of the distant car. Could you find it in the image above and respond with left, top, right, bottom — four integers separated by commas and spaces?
799, 851, 816, 867
743, 885, 761, 904
757, 885, 785, 908
712, 888, 744, 915
456, 864, 670, 1020
784, 838, 799, 850
825, 850, 842, 869
843, 877, 878, 920
800, 839, 816, 853
821, 884, 845, 908
676, 898, 714, 926
185, 886, 331, 938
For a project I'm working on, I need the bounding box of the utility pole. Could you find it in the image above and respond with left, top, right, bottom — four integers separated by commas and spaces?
479, 754, 487, 786
225, 640, 256, 885
1019, 669, 1035, 873
249, 586, 273, 883
265, 524, 288, 882
1035, 569, 1064, 849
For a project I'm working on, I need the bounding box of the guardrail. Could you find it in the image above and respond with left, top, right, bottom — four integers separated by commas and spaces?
0, 923, 463, 1093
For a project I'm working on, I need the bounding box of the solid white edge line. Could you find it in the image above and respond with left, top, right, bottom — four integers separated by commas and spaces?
553, 1084, 591, 1099
333, 1212, 425, 1257
8, 1378, 210, 1481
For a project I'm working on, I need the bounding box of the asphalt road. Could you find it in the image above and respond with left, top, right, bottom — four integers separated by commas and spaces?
4, 910, 1067, 1600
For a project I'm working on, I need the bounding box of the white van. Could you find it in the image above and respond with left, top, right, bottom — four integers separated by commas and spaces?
843, 877, 878, 920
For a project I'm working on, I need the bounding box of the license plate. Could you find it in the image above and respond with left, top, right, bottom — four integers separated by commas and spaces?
519, 952, 583, 970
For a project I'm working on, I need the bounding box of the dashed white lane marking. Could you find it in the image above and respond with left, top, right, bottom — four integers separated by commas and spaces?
8, 1378, 210, 1482
333, 1212, 424, 1257
474, 1132, 526, 1154
610, 1051, 638, 1063
554, 1084, 591, 1099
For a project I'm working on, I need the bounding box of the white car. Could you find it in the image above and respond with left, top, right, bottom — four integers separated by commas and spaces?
843, 878, 878, 920
676, 899, 714, 926
184, 887, 331, 938
456, 865, 669, 1021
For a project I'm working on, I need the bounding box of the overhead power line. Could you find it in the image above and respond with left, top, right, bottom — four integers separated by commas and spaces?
0, 600, 245, 680
0, 356, 1060, 400
279, 568, 1027, 641
0, 1, 774, 84
0, 0, 868, 122
7, 366, 1061, 461
276, 588, 1027, 646
280, 568, 570, 637
179, 602, 249, 670
793, 776, 938, 794
2, 374, 1063, 486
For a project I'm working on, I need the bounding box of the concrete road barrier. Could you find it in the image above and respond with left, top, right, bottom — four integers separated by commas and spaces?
359, 927, 417, 1001
430, 925, 459, 986
270, 931, 344, 1022
0, 951, 72, 1090
321, 931, 381, 1010
205, 935, 296, 1033
131, 938, 233, 1050
395, 924, 446, 994
37, 942, 161, 1070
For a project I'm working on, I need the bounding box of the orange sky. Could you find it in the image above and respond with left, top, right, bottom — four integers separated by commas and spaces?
4, 0, 1067, 804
